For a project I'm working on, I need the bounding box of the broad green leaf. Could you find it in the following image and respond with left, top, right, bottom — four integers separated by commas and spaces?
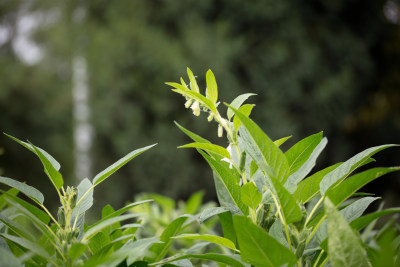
233, 215, 297, 267
350, 208, 400, 231
1, 192, 49, 224
294, 163, 342, 203
269, 220, 288, 247
199, 207, 229, 223
0, 246, 21, 267
270, 176, 302, 224
82, 213, 142, 242
179, 143, 230, 159
316, 197, 379, 242
206, 69, 218, 103
174, 122, 210, 144
185, 191, 204, 215
0, 213, 35, 241
285, 135, 327, 188
230, 105, 289, 183
29, 141, 63, 190
241, 182, 262, 209
320, 144, 396, 195
152, 253, 245, 267
89, 232, 110, 254
227, 93, 256, 120
324, 198, 371, 267
93, 144, 156, 186
150, 215, 189, 262
285, 132, 323, 175
187, 67, 199, 93
218, 211, 236, 244
5, 133, 61, 171
173, 234, 238, 251
0, 176, 44, 204
1, 234, 50, 260
69, 243, 88, 260
233, 104, 254, 131
326, 167, 400, 207
97, 200, 152, 224
274, 136, 292, 147
199, 150, 248, 215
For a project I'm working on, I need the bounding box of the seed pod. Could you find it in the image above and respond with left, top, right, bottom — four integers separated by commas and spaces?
58, 207, 66, 227
295, 241, 306, 259
290, 231, 299, 247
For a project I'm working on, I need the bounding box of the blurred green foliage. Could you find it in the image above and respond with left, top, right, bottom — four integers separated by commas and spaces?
1, 0, 400, 213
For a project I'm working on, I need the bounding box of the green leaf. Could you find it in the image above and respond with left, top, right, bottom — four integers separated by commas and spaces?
320, 144, 396, 195
233, 215, 297, 267
71, 178, 93, 222
93, 144, 156, 186
229, 105, 289, 183
294, 163, 342, 203
1, 234, 50, 260
241, 182, 262, 209
82, 213, 142, 242
206, 69, 218, 103
179, 143, 230, 159
273, 136, 292, 147
285, 132, 323, 175
174, 122, 211, 144
218, 211, 237, 245
350, 208, 400, 231
89, 232, 110, 254
5, 133, 61, 171
227, 93, 256, 120
0, 246, 21, 267
69, 243, 88, 260
270, 176, 302, 224
173, 234, 237, 251
97, 200, 152, 223
150, 215, 189, 262
233, 104, 254, 131
0, 213, 36, 241
285, 134, 327, 188
0, 176, 44, 204
199, 150, 248, 215
187, 67, 199, 93
326, 167, 400, 207
199, 207, 229, 223
324, 198, 371, 267
153, 253, 245, 267
29, 141, 63, 190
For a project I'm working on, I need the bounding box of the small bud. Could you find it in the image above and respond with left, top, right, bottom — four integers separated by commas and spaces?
207, 113, 214, 122
184, 99, 193, 108
58, 207, 66, 227
239, 152, 246, 172
218, 124, 223, 137
191, 101, 200, 116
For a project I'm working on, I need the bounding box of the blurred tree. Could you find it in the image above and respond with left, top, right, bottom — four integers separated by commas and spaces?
1, 0, 399, 213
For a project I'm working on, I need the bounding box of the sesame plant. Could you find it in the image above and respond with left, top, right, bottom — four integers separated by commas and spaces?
0, 134, 159, 266
166, 68, 400, 267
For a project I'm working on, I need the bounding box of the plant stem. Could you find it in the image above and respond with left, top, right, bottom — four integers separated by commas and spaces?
270, 193, 293, 251
306, 215, 326, 245
312, 249, 325, 267
305, 196, 324, 227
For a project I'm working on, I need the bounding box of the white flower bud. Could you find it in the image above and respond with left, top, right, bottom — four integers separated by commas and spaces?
218, 124, 223, 137
191, 101, 200, 116
184, 99, 193, 108
207, 113, 214, 122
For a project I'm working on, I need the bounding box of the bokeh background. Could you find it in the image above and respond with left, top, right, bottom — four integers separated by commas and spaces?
1, 0, 400, 216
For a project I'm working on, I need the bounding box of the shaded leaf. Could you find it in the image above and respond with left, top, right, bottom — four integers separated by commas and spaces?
324, 198, 371, 267
199, 207, 229, 223
350, 208, 400, 231
233, 215, 297, 267
241, 182, 262, 209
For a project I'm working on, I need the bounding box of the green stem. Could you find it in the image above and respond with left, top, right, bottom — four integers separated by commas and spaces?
305, 196, 324, 227
312, 250, 325, 267
306, 215, 326, 245
270, 193, 293, 251
38, 203, 61, 229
